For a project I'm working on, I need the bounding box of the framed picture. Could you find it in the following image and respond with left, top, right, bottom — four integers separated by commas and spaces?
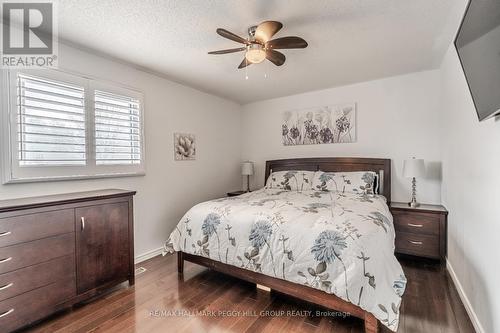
282, 103, 356, 146
174, 133, 196, 160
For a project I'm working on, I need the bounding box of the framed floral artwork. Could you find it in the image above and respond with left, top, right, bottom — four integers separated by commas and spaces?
174, 133, 196, 160
282, 104, 356, 146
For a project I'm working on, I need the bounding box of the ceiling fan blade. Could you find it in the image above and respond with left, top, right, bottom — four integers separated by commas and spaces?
238, 58, 251, 69
216, 28, 249, 45
208, 47, 246, 55
266, 49, 286, 66
266, 36, 308, 49
255, 21, 283, 43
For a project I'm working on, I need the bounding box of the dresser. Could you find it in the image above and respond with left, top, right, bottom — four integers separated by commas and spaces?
0, 189, 135, 332
390, 202, 448, 261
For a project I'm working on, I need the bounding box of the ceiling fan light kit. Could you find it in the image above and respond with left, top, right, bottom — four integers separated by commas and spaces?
208, 20, 307, 69
245, 44, 266, 64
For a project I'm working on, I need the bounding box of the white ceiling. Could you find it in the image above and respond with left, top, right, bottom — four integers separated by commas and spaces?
54, 0, 463, 104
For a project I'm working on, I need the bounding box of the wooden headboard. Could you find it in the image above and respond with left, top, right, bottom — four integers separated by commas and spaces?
264, 157, 392, 203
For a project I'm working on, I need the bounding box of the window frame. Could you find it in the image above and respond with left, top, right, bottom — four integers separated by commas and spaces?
1, 68, 146, 184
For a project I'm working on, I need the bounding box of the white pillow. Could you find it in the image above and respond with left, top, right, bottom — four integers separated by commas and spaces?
266, 170, 315, 191
312, 171, 378, 195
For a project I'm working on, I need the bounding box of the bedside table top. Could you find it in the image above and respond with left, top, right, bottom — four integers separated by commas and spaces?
390, 202, 448, 214
227, 190, 248, 197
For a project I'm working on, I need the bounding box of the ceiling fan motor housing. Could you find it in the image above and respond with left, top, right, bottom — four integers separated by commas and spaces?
248, 25, 258, 40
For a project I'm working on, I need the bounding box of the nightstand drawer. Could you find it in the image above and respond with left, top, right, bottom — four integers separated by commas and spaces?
395, 232, 440, 259
392, 210, 440, 236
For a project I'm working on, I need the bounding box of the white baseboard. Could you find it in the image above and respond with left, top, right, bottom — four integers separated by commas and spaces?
135, 246, 163, 264
446, 259, 484, 333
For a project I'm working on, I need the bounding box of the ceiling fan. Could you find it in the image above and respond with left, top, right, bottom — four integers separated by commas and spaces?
208, 21, 308, 69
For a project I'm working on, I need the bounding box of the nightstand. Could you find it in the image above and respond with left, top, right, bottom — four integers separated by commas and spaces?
227, 190, 248, 197
390, 202, 448, 261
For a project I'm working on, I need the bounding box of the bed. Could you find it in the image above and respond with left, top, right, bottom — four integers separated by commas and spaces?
164, 157, 406, 333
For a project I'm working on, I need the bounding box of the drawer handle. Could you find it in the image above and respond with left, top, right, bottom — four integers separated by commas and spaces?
0, 257, 12, 264
408, 240, 423, 245
81, 217, 85, 231
0, 282, 13, 291
0, 308, 14, 318
0, 231, 11, 237
407, 223, 423, 228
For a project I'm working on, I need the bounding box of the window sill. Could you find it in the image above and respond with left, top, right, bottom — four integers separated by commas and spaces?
3, 171, 146, 185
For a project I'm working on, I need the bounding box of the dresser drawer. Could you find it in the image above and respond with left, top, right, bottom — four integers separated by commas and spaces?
395, 231, 440, 259
0, 255, 75, 302
0, 233, 75, 274
0, 277, 75, 332
392, 210, 440, 236
0, 209, 74, 248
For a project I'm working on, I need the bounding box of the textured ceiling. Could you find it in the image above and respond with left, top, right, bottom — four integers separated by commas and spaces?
53, 0, 463, 104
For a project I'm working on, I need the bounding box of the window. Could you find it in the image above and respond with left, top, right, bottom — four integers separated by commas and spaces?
17, 74, 87, 166
94, 90, 141, 165
1, 69, 145, 183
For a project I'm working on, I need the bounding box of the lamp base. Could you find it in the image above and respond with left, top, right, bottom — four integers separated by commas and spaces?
408, 201, 420, 208
408, 177, 419, 208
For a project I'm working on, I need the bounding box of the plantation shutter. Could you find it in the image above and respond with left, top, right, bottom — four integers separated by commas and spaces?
94, 90, 141, 165
17, 74, 86, 166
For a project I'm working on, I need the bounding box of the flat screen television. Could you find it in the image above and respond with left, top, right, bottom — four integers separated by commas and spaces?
455, 0, 500, 121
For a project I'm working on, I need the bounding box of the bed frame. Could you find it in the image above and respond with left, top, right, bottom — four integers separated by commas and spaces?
178, 157, 392, 333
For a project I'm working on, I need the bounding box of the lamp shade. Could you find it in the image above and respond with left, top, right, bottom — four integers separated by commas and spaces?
241, 161, 254, 176
403, 158, 425, 178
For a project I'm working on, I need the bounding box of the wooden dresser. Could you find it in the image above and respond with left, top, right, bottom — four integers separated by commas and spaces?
390, 202, 448, 261
0, 189, 135, 332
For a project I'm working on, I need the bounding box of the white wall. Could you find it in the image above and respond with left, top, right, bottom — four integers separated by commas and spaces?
241, 70, 443, 204
440, 45, 500, 333
0, 44, 242, 260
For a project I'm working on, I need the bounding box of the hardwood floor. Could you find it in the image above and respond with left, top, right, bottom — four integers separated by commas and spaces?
23, 254, 475, 333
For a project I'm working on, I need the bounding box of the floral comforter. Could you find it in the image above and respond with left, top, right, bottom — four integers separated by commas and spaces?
164, 188, 406, 331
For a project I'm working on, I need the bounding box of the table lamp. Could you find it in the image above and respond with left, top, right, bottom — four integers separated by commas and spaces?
403, 158, 425, 207
241, 161, 254, 192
